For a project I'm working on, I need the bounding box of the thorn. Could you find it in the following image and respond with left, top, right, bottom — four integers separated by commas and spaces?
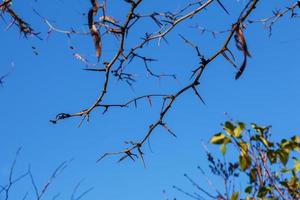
192, 86, 206, 105
216, 0, 229, 15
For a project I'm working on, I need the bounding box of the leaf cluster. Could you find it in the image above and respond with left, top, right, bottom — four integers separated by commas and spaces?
209, 121, 300, 199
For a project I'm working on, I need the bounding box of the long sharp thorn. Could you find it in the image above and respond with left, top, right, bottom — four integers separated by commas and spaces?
216, 0, 229, 15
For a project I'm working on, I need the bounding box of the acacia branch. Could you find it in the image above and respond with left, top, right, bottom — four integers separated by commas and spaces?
0, 0, 39, 37
248, 1, 300, 36
51, 0, 214, 124
97, 0, 259, 164
51, 0, 143, 123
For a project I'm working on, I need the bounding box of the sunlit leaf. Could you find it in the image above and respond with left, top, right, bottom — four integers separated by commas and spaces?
224, 121, 235, 136
251, 123, 271, 136
210, 132, 231, 144
230, 192, 239, 200
277, 149, 289, 165
239, 154, 251, 171
251, 135, 271, 148
238, 141, 248, 156
233, 122, 245, 138
293, 157, 300, 172
291, 135, 300, 143
267, 150, 277, 164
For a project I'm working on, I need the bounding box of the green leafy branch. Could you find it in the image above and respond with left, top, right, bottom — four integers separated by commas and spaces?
209, 121, 300, 199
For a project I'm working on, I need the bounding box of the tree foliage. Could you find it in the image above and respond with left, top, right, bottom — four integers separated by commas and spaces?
206, 121, 300, 199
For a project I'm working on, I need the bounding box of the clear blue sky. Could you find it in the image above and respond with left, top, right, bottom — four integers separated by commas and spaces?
1, 0, 300, 199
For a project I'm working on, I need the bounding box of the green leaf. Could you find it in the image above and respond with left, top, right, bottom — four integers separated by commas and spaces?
290, 135, 300, 151
293, 157, 300, 172
223, 121, 245, 138
257, 186, 269, 198
277, 149, 289, 165
259, 136, 270, 148
209, 133, 226, 144
233, 122, 245, 138
230, 192, 239, 200
280, 139, 291, 153
251, 123, 270, 136
239, 154, 251, 171
280, 180, 289, 188
280, 168, 291, 173
267, 150, 276, 164
238, 141, 248, 156
223, 137, 231, 144
209, 133, 231, 146
244, 186, 252, 194
291, 135, 300, 143
286, 174, 298, 190
224, 121, 235, 136
251, 135, 271, 148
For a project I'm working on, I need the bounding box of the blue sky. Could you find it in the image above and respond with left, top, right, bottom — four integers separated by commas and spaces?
1, 0, 300, 199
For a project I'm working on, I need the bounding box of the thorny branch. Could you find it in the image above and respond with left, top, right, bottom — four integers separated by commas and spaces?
42, 0, 300, 164
0, 0, 39, 37
96, 0, 260, 164
248, 0, 300, 36
51, 0, 214, 124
